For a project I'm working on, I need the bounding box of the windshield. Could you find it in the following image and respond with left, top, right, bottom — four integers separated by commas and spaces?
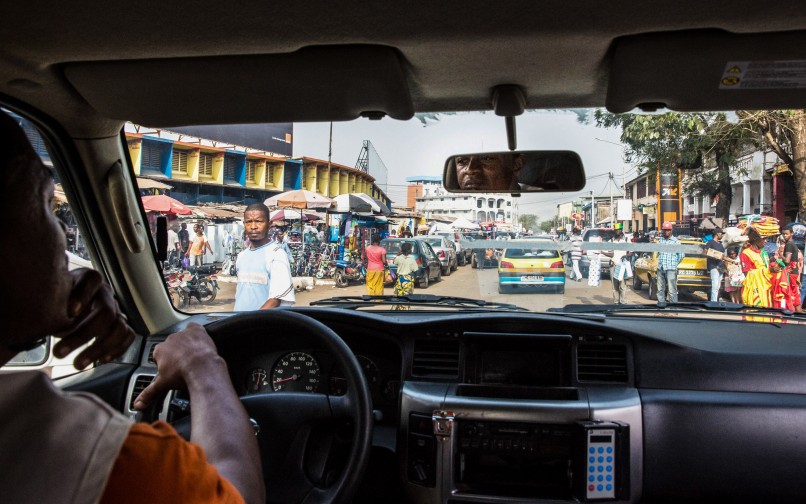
137, 109, 805, 315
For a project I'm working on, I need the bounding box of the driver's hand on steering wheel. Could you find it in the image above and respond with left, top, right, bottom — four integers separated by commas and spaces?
133, 323, 225, 411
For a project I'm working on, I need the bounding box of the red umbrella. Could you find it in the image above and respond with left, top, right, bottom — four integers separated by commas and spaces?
141, 194, 194, 215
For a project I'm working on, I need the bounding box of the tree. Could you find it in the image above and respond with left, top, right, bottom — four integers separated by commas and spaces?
594, 111, 758, 221
736, 110, 806, 218
539, 221, 554, 233
519, 214, 538, 233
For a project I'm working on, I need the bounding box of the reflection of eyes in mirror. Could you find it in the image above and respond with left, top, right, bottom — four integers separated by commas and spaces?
445, 151, 585, 193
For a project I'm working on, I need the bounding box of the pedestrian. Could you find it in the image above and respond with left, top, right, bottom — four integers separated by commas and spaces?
401, 226, 413, 238
780, 224, 802, 311
234, 203, 295, 311
569, 227, 583, 282
0, 112, 264, 504
186, 223, 212, 267
740, 227, 773, 308
177, 222, 190, 254
392, 242, 419, 303
272, 226, 294, 264
607, 225, 631, 304
656, 221, 684, 307
363, 234, 387, 296
705, 227, 726, 302
723, 247, 744, 303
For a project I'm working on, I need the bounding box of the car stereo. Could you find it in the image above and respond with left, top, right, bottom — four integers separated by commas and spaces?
455, 419, 629, 501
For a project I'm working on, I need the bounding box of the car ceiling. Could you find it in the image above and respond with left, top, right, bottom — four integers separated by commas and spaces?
2, 1, 806, 136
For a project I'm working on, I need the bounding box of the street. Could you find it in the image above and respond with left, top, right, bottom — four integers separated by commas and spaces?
184, 264, 707, 313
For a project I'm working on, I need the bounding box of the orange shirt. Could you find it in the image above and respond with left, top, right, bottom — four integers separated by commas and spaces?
100, 421, 244, 504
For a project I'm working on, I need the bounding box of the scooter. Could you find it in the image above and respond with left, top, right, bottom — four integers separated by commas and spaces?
333, 251, 366, 288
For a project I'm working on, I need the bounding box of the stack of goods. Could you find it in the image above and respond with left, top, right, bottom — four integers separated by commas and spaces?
721, 226, 748, 247
738, 215, 780, 237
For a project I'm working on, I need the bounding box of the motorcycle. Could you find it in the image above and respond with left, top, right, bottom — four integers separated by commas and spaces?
179, 265, 220, 305
163, 267, 187, 307
333, 252, 366, 288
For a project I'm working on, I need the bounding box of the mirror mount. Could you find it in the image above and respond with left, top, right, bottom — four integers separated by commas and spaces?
492, 85, 526, 151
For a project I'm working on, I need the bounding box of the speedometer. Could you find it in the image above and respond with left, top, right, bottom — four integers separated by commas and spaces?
271, 352, 321, 392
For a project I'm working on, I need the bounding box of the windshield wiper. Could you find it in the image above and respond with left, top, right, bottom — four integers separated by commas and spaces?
549, 301, 746, 314
310, 294, 528, 312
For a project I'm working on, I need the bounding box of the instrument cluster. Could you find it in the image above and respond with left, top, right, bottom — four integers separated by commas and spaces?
241, 349, 401, 408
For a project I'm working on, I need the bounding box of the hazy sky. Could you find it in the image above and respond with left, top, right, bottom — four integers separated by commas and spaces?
293, 110, 633, 219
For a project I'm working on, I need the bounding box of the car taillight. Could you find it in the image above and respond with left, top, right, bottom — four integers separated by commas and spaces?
438, 250, 445, 258
416, 257, 422, 266
550, 261, 564, 268
500, 261, 514, 269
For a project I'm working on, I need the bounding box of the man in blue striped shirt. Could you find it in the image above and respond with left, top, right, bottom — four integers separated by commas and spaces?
656, 221, 684, 307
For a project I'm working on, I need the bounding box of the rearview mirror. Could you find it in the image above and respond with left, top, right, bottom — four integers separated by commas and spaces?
443, 151, 586, 193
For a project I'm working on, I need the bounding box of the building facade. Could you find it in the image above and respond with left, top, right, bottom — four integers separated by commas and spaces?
407, 176, 515, 225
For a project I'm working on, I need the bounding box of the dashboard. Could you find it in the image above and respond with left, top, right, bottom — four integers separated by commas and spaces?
125, 308, 806, 503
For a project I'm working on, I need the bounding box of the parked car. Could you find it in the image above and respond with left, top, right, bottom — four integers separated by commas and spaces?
498, 242, 566, 294
380, 238, 442, 289
433, 231, 471, 265
417, 236, 458, 276
632, 239, 710, 300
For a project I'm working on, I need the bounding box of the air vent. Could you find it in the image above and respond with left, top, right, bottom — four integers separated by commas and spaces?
412, 339, 460, 379
129, 374, 155, 410
147, 344, 157, 364
576, 343, 628, 383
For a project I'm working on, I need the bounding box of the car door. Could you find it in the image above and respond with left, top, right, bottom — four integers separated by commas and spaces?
420, 242, 440, 279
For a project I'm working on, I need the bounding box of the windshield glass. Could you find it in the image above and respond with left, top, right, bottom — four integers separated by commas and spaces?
136, 109, 806, 315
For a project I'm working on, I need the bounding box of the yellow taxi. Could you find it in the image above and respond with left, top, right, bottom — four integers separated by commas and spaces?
632, 238, 709, 298
498, 242, 566, 294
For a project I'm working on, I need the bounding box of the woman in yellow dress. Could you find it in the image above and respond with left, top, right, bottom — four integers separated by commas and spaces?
740, 228, 772, 308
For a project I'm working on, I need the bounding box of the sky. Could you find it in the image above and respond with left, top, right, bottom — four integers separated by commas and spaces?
293, 110, 633, 221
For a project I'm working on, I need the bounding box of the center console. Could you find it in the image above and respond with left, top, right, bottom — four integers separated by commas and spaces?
400, 333, 642, 503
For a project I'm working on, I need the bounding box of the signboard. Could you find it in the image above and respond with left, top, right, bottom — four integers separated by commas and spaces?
171, 123, 294, 156
658, 171, 681, 222
616, 199, 632, 221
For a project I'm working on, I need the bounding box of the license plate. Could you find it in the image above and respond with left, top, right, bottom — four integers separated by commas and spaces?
521, 275, 544, 282
680, 269, 704, 276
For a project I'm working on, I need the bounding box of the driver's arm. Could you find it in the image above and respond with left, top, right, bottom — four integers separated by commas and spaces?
134, 324, 265, 504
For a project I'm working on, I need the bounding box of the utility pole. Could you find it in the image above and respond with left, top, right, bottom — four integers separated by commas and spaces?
590, 190, 595, 227
609, 172, 614, 226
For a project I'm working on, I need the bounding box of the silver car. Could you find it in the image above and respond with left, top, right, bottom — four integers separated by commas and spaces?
417, 236, 458, 276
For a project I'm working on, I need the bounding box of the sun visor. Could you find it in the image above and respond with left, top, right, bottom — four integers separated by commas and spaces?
64, 45, 414, 125
606, 30, 806, 113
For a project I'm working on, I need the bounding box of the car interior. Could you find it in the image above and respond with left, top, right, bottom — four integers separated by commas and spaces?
4, 2, 806, 503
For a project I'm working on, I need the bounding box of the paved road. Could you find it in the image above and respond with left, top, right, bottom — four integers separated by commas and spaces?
185, 264, 707, 313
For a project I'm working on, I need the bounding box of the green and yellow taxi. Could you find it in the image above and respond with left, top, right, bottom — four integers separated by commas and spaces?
498, 241, 566, 294
633, 238, 710, 298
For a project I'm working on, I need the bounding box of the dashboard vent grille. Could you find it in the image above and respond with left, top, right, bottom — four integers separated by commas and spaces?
577, 343, 628, 383
147, 344, 157, 364
412, 339, 460, 379
129, 374, 155, 410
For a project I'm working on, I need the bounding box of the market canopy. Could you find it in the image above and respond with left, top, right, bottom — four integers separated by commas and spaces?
141, 194, 194, 215
136, 177, 173, 191
332, 193, 374, 213
264, 189, 333, 210
270, 209, 321, 222
450, 216, 480, 229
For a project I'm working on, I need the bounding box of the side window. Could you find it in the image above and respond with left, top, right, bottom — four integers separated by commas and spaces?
1, 109, 98, 378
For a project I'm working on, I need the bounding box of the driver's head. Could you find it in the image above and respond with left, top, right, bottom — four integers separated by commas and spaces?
0, 112, 74, 344
455, 153, 524, 190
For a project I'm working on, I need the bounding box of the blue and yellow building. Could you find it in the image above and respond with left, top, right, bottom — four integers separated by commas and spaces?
124, 124, 391, 208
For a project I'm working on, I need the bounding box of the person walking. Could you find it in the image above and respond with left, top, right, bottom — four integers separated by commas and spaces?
569, 227, 583, 281
177, 222, 190, 255
234, 204, 296, 310
363, 235, 387, 296
780, 224, 802, 311
705, 227, 726, 302
393, 242, 419, 298
656, 221, 684, 307
186, 223, 213, 267
740, 227, 773, 308
607, 226, 631, 304
723, 247, 744, 304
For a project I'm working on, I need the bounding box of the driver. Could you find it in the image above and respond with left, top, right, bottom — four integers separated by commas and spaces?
455, 153, 524, 190
0, 112, 264, 503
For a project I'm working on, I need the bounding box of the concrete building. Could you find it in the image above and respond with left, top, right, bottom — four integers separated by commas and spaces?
407, 176, 515, 225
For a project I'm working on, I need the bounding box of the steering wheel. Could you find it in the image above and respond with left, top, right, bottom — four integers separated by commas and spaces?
142, 310, 373, 504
